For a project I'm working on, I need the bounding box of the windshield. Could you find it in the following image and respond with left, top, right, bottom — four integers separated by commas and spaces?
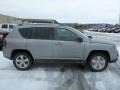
66, 26, 89, 39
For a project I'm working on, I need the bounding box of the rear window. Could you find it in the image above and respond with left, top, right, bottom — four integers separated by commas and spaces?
1, 24, 8, 28
19, 27, 54, 40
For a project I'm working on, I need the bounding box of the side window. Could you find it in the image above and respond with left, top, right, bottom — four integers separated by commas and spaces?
55, 28, 78, 41
32, 27, 54, 40
19, 28, 33, 39
1, 24, 8, 28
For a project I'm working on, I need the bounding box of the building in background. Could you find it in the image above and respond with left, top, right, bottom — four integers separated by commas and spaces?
0, 14, 21, 24
0, 14, 58, 24
20, 18, 58, 24
0, 14, 114, 31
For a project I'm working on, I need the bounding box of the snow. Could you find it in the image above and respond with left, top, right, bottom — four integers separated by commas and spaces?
0, 32, 120, 90
0, 52, 89, 90
83, 31, 120, 90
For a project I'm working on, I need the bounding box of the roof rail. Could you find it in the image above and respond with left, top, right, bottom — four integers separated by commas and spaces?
18, 23, 59, 26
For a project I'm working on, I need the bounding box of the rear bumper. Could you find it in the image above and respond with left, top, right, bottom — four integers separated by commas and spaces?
3, 47, 12, 59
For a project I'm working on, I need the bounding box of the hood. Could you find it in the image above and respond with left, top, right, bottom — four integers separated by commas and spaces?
90, 37, 115, 45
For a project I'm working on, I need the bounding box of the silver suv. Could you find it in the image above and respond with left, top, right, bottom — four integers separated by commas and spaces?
3, 24, 118, 72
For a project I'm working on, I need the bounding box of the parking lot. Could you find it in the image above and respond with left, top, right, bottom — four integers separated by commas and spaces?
0, 32, 120, 90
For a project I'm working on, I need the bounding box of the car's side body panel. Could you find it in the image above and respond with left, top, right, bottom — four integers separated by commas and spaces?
3, 25, 118, 64
84, 42, 118, 61
53, 40, 85, 60
26, 39, 54, 59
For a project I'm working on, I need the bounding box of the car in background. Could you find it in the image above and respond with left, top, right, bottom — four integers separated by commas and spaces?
107, 27, 120, 33
109, 29, 120, 33
99, 28, 108, 32
88, 28, 99, 32
0, 24, 16, 50
0, 23, 16, 32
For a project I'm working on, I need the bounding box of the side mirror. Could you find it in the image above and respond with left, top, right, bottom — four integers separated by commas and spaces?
88, 36, 93, 39
77, 37, 83, 42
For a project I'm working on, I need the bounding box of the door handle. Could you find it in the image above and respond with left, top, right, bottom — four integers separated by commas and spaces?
55, 42, 63, 45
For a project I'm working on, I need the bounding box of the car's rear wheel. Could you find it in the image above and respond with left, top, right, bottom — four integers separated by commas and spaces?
88, 53, 108, 72
13, 52, 33, 70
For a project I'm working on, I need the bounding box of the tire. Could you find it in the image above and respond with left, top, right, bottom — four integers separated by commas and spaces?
87, 53, 108, 72
13, 52, 33, 70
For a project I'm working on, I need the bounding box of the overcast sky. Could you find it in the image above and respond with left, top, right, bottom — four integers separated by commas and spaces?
0, 0, 119, 24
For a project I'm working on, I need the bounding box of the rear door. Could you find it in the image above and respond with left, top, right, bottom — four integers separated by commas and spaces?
19, 27, 54, 59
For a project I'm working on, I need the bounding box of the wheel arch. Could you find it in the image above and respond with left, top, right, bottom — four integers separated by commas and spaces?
10, 49, 34, 60
86, 50, 110, 62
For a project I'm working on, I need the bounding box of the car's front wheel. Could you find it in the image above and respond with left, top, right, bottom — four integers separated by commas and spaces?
13, 52, 33, 70
88, 53, 108, 72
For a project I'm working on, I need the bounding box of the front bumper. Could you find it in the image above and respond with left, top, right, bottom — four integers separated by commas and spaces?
109, 50, 119, 63
109, 58, 118, 63
109, 45, 119, 63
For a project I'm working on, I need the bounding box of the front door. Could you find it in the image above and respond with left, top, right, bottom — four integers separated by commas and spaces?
54, 28, 85, 60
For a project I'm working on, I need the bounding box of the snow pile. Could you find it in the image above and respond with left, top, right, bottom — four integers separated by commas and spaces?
0, 52, 88, 90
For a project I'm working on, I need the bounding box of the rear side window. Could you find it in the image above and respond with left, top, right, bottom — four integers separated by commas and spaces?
19, 28, 33, 39
19, 27, 54, 40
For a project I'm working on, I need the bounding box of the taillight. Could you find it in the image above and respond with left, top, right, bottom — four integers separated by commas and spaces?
3, 39, 7, 48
